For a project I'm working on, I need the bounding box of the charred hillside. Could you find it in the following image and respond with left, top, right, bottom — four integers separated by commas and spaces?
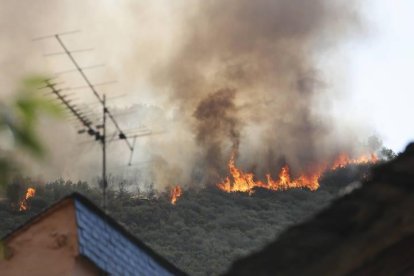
1, 164, 373, 275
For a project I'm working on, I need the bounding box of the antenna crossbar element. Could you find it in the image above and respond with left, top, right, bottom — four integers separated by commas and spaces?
128, 137, 137, 166
83, 94, 128, 107
32, 30, 81, 41
53, 64, 105, 76
64, 81, 117, 91
39, 81, 65, 90
44, 48, 94, 57
106, 130, 154, 143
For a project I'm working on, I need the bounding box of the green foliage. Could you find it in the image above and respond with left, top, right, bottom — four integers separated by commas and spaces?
0, 76, 61, 187
3, 76, 62, 156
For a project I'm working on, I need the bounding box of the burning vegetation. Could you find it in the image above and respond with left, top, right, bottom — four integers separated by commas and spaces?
217, 152, 378, 194
0, 161, 378, 276
170, 185, 182, 205
331, 153, 378, 170
18, 187, 36, 211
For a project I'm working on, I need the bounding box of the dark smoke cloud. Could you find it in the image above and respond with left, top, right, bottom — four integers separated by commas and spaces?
193, 89, 240, 181
152, 0, 362, 182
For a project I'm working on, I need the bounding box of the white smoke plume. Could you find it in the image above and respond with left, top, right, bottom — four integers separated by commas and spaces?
0, 0, 374, 190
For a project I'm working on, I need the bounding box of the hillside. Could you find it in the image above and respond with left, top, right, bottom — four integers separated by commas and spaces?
0, 165, 372, 275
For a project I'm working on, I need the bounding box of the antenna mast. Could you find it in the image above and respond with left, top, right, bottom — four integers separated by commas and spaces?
102, 94, 107, 211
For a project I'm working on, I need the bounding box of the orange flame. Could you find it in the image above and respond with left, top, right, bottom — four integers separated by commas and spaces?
170, 185, 182, 205
331, 153, 378, 170
217, 152, 377, 194
19, 187, 36, 211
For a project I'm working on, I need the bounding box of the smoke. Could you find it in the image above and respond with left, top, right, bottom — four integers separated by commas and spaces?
193, 89, 241, 181
152, 0, 363, 183
0, 0, 370, 189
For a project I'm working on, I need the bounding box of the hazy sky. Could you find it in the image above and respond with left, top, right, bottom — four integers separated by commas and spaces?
2, 0, 411, 155
347, 0, 414, 152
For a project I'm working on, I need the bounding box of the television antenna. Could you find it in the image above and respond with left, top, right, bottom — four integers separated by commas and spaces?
35, 31, 155, 211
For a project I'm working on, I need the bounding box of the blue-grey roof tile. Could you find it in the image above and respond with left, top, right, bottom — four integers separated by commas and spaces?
74, 198, 182, 275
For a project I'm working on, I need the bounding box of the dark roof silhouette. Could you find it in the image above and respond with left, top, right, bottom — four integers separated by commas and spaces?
3, 193, 186, 276
225, 143, 414, 276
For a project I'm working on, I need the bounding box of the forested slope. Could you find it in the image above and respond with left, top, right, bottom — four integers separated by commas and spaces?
0, 165, 371, 275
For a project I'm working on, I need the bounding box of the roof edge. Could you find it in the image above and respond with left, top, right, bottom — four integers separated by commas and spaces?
1, 196, 74, 242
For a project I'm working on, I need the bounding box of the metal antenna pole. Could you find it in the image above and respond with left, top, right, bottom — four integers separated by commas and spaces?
102, 94, 107, 212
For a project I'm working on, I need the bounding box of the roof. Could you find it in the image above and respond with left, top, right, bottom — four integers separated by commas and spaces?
225, 143, 414, 276
2, 193, 186, 276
